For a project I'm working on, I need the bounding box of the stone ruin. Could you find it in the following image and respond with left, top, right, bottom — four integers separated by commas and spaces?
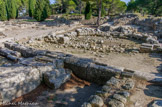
0, 41, 137, 106
0, 38, 161, 106
0, 14, 162, 107
42, 26, 162, 54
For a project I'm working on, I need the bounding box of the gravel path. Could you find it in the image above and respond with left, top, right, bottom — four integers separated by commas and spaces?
0, 24, 83, 45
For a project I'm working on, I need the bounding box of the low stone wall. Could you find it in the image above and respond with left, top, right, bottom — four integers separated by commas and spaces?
4, 42, 46, 58
64, 56, 123, 84
4, 42, 125, 84
111, 14, 162, 38
0, 42, 161, 104
134, 18, 162, 38
112, 14, 138, 26
44, 26, 162, 53
82, 77, 135, 107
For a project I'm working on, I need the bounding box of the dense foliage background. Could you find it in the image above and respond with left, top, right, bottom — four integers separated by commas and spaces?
0, 0, 161, 22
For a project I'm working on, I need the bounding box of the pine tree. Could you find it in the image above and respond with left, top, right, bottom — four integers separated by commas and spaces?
7, 0, 16, 19
84, 1, 92, 20
43, 0, 51, 18
0, 0, 7, 21
29, 0, 35, 17
34, 0, 45, 21
101, 2, 105, 17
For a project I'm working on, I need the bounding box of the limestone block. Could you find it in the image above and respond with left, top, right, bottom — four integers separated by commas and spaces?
88, 95, 104, 107
0, 66, 41, 103
140, 43, 154, 53
44, 69, 71, 89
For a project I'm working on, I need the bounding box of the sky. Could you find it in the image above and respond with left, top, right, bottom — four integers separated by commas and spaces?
50, 0, 130, 4
121, 0, 130, 3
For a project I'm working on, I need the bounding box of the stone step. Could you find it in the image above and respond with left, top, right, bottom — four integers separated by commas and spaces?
44, 69, 71, 89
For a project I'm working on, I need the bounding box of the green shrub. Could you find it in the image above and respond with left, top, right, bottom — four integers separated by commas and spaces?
84, 1, 92, 20
0, 1, 7, 21
7, 0, 16, 19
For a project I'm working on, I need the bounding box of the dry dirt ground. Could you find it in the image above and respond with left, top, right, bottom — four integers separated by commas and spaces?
0, 24, 162, 106
21, 38, 162, 107
1, 74, 101, 107
26, 40, 162, 75
129, 79, 162, 107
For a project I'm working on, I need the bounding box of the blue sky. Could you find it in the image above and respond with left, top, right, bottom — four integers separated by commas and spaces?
121, 0, 130, 3
50, 0, 130, 4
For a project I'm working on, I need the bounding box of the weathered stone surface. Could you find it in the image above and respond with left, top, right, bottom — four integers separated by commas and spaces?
35, 55, 54, 62
76, 27, 111, 37
64, 31, 77, 37
88, 95, 104, 107
122, 79, 135, 90
44, 69, 71, 89
140, 43, 154, 53
108, 99, 124, 107
4, 42, 46, 57
113, 94, 127, 104
0, 48, 20, 62
44, 34, 70, 44
122, 69, 135, 78
102, 85, 111, 92
96, 91, 109, 98
0, 66, 41, 103
150, 100, 162, 107
58, 36, 70, 44
118, 91, 130, 98
106, 77, 120, 87
146, 37, 159, 44
64, 56, 123, 84
19, 58, 48, 66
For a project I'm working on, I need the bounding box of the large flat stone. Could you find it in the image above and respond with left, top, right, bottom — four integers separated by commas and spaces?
0, 66, 41, 104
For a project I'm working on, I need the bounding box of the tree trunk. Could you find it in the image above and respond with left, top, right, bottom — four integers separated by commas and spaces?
97, 0, 102, 27
107, 0, 113, 16
61, 0, 64, 14
79, 0, 82, 14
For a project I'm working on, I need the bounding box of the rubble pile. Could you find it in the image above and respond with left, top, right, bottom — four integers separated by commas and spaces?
82, 77, 135, 107
42, 26, 162, 54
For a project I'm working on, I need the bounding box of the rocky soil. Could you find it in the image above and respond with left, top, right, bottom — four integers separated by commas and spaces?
0, 14, 162, 107
24, 39, 162, 74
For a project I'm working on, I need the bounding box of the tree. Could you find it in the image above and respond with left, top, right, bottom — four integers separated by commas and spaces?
127, 0, 136, 13
78, 0, 83, 14
101, 2, 106, 17
66, 0, 76, 13
34, 0, 45, 21
97, 0, 102, 26
43, 0, 51, 18
84, 1, 92, 19
0, 0, 7, 21
34, 0, 51, 21
82, 0, 104, 26
29, 0, 35, 17
6, 0, 17, 19
127, 0, 162, 16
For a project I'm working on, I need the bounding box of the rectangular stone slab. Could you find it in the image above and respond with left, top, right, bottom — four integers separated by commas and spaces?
0, 66, 41, 104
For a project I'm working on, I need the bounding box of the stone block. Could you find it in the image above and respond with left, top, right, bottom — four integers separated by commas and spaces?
0, 66, 41, 103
